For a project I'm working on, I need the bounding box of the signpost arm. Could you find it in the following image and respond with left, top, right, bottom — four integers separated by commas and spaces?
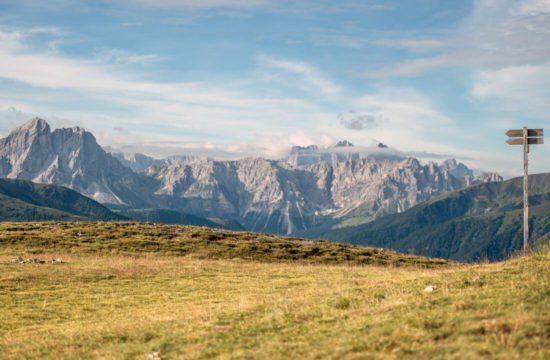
523, 126, 529, 252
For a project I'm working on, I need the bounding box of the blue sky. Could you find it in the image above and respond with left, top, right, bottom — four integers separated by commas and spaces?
0, 0, 548, 176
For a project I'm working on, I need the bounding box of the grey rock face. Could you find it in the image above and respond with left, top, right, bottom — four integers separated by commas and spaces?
0, 118, 153, 206
471, 171, 503, 185
145, 156, 332, 234
439, 158, 473, 178
111, 152, 159, 173
1, 119, 503, 235
335, 140, 354, 147
287, 140, 406, 167
438, 158, 503, 186
146, 154, 496, 234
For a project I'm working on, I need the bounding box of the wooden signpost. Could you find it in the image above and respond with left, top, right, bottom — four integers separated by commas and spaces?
506, 127, 544, 252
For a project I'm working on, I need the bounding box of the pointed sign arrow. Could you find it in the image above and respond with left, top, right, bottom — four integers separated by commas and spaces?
506, 138, 544, 145
506, 129, 543, 137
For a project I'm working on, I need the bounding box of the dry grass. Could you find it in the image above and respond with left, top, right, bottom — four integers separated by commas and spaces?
0, 222, 448, 268
1, 249, 548, 359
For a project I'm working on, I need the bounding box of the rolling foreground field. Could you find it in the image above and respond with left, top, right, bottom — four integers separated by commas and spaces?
1, 223, 549, 359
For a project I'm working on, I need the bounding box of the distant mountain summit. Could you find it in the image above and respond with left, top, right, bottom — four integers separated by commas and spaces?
335, 140, 354, 147
0, 118, 503, 235
440, 158, 472, 178
0, 118, 153, 207
287, 139, 406, 167
111, 152, 159, 173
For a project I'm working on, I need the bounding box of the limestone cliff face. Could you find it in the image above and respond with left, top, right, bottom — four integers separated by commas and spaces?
438, 158, 503, 187
111, 152, 159, 173
0, 118, 153, 206
1, 118, 503, 235
287, 140, 405, 167
145, 154, 498, 234
144, 156, 333, 234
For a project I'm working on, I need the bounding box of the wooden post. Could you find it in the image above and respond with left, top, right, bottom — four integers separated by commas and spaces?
506, 127, 543, 254
523, 126, 529, 252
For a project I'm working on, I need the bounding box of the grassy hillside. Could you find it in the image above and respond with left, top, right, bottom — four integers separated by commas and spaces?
0, 194, 84, 221
0, 222, 548, 359
312, 173, 550, 262
0, 179, 124, 221
119, 208, 244, 230
0, 222, 446, 267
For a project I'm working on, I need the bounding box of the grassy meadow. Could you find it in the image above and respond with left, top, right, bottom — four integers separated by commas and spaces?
0, 222, 548, 359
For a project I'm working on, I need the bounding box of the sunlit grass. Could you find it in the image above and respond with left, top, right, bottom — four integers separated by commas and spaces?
0, 222, 548, 359
0, 222, 447, 268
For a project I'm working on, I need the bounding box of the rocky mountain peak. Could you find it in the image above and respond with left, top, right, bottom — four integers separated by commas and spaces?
0, 117, 153, 207
11, 117, 50, 136
111, 152, 159, 173
403, 157, 421, 169
69, 126, 86, 135
439, 159, 473, 179
476, 172, 503, 183
335, 140, 354, 147
442, 158, 458, 168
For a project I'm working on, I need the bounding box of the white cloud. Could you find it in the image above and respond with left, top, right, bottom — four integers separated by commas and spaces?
314, 31, 449, 53
1, 20, 542, 176
364, 0, 550, 78
258, 55, 343, 96
0, 29, 308, 112
26, 26, 68, 36
0, 31, 26, 51
517, 0, 550, 15
0, 28, 480, 168
0, 28, 340, 156
365, 56, 450, 78
98, 129, 334, 161
372, 39, 449, 52
359, 1, 550, 173
0, 105, 36, 133
94, 48, 164, 65
352, 88, 450, 126
346, 88, 455, 154
472, 62, 550, 113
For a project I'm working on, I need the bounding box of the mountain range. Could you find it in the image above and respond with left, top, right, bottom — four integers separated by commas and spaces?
308, 173, 550, 261
0, 118, 503, 235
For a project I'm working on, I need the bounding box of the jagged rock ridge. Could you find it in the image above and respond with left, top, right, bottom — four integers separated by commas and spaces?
111, 152, 160, 173
0, 119, 503, 235
287, 140, 407, 167
0, 118, 154, 207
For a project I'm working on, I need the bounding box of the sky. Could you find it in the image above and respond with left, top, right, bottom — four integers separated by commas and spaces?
0, 0, 548, 177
